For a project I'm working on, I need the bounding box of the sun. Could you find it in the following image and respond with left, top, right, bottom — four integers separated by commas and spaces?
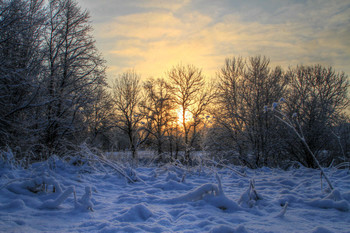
176, 107, 193, 125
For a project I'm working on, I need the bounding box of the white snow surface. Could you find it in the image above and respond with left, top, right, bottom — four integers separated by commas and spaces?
0, 156, 350, 233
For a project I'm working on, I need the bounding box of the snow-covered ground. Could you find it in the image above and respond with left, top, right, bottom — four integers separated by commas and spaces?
0, 155, 349, 233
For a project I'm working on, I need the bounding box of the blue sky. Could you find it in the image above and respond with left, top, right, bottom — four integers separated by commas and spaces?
78, 0, 350, 81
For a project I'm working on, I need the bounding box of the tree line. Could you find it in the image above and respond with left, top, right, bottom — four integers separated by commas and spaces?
1, 0, 349, 168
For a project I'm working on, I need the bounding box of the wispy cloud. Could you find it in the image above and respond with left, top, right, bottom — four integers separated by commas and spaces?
79, 0, 350, 80
130, 0, 190, 11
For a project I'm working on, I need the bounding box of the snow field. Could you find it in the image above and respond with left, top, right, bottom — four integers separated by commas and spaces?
0, 157, 350, 233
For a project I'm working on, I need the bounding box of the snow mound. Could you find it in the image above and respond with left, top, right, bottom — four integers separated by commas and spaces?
306, 199, 349, 212
204, 192, 241, 212
165, 171, 181, 182
0, 199, 25, 210
7, 175, 62, 196
305, 188, 350, 212
116, 203, 153, 222
324, 188, 343, 201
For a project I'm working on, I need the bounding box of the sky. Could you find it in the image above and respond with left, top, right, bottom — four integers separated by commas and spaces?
77, 0, 350, 82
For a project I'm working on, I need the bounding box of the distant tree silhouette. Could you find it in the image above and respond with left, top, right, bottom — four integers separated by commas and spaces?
168, 64, 214, 163
140, 78, 176, 161
112, 70, 144, 160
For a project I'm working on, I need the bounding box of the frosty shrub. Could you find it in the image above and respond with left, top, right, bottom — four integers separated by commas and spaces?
265, 99, 334, 190
285, 65, 349, 168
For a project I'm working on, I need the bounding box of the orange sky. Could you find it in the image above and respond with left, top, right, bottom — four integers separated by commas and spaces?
78, 0, 350, 82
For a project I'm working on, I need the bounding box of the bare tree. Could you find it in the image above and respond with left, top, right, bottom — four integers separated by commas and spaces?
43, 0, 106, 155
168, 64, 214, 163
214, 56, 288, 167
112, 70, 144, 160
211, 57, 248, 163
140, 78, 176, 161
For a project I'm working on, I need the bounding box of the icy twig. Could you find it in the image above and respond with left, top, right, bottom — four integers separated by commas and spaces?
166, 183, 220, 203
91, 154, 140, 184
215, 173, 224, 195
330, 129, 349, 171
203, 159, 247, 177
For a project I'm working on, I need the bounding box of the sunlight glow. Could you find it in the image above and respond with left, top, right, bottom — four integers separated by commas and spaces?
176, 107, 193, 125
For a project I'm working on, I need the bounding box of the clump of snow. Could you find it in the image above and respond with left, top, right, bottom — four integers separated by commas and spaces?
75, 186, 94, 211
306, 198, 349, 212
0, 199, 25, 210
304, 188, 350, 212
165, 171, 181, 182
275, 202, 288, 218
163, 173, 241, 212
238, 179, 261, 208
40, 186, 75, 209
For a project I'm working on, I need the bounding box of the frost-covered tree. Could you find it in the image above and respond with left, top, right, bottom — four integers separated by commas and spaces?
0, 0, 46, 153
42, 0, 106, 155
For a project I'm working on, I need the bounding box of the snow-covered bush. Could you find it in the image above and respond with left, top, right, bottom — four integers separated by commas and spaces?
265, 99, 334, 191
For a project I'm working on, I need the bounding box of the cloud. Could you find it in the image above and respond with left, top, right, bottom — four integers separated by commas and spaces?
97, 12, 183, 40
94, 9, 214, 78
83, 0, 350, 80
131, 0, 191, 11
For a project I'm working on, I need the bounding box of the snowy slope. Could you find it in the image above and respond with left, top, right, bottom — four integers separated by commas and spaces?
0, 157, 349, 233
